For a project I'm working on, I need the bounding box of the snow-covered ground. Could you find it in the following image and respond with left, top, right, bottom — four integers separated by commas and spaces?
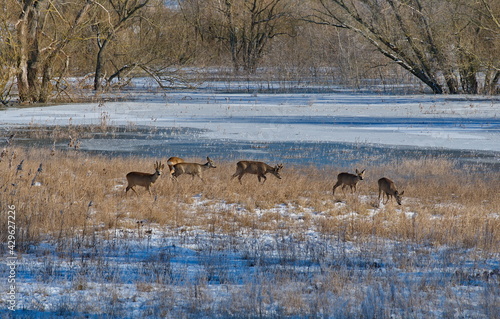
2, 197, 499, 318
1, 90, 499, 318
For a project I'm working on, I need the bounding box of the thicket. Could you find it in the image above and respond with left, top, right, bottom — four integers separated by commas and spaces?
1, 0, 499, 104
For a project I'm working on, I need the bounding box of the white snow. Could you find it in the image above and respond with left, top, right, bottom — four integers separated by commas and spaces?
1, 92, 499, 152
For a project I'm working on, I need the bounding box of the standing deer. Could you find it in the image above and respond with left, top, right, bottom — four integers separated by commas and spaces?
126, 161, 164, 195
167, 156, 184, 176
332, 169, 366, 195
378, 177, 404, 205
171, 157, 216, 182
231, 161, 283, 184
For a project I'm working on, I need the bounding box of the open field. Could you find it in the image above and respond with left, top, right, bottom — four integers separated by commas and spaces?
1, 89, 499, 317
1, 146, 499, 318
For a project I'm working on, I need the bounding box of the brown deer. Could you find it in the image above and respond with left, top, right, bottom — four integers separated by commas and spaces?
231, 161, 283, 184
167, 156, 184, 176
332, 169, 366, 195
125, 161, 164, 195
171, 157, 216, 182
378, 177, 404, 205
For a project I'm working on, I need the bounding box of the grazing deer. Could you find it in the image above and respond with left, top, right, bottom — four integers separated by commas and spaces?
171, 157, 216, 182
332, 169, 365, 195
378, 177, 404, 205
126, 161, 164, 195
167, 156, 184, 176
231, 161, 283, 184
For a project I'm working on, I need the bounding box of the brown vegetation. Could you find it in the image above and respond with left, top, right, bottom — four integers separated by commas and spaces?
1, 147, 498, 253
1, 0, 498, 104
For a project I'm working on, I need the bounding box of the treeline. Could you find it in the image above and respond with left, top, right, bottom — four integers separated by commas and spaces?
1, 0, 499, 103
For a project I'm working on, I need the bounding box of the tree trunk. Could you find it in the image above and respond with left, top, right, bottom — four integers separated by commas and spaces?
15, 0, 43, 102
92, 0, 150, 91
14, 0, 91, 102
460, 67, 478, 94
94, 39, 109, 91
39, 63, 51, 103
222, 0, 240, 73
16, 21, 31, 102
442, 70, 459, 94
484, 70, 499, 95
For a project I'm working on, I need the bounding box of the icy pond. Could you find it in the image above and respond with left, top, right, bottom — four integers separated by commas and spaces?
5, 125, 499, 172
1, 90, 499, 170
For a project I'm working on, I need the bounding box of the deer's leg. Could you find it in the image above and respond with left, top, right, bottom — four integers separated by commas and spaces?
261, 174, 267, 184
231, 170, 240, 180
234, 173, 243, 184
341, 184, 348, 195
332, 181, 342, 194
127, 186, 138, 195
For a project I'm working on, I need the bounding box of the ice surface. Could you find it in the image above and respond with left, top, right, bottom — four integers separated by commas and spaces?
1, 93, 499, 152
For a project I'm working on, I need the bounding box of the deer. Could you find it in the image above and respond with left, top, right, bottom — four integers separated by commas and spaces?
231, 161, 283, 184
125, 161, 164, 195
166, 156, 184, 176
332, 169, 366, 195
171, 157, 216, 182
378, 177, 404, 205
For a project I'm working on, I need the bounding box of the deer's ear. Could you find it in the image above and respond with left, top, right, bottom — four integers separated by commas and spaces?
161, 164, 165, 169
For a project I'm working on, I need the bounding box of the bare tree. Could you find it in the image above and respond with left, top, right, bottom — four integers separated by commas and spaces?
9, 0, 93, 102
92, 0, 152, 91
466, 0, 500, 94
0, 28, 16, 105
181, 0, 298, 73
2, 0, 498, 99
87, 1, 200, 90
309, 0, 499, 94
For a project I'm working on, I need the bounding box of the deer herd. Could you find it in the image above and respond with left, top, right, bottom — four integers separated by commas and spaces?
125, 156, 405, 205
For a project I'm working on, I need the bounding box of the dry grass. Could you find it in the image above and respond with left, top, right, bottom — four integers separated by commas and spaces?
1, 146, 499, 253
